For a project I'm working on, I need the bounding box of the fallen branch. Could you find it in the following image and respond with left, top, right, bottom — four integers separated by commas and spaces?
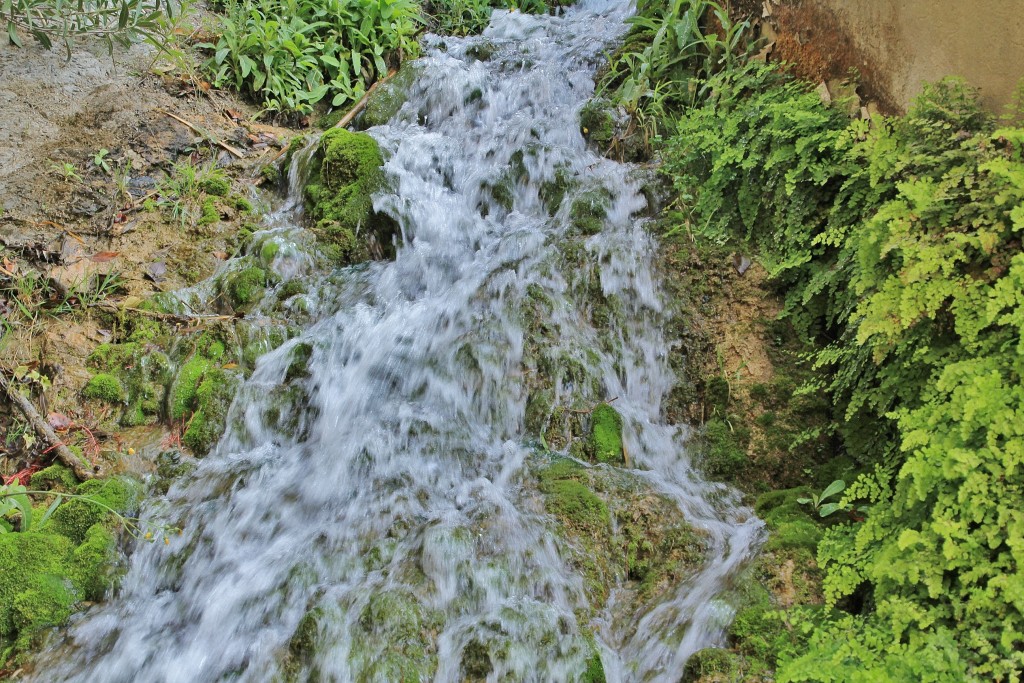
0, 372, 99, 481
159, 109, 245, 158
334, 69, 398, 130
567, 396, 619, 415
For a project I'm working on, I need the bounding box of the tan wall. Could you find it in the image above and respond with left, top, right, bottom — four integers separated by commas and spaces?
814, 0, 1024, 113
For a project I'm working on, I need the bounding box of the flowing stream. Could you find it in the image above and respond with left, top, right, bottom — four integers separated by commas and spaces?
29, 1, 763, 680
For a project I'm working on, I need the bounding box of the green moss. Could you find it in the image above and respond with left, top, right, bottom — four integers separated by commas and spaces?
351, 592, 439, 682
681, 647, 738, 681
48, 478, 133, 544
170, 356, 211, 420
360, 63, 420, 128
582, 653, 606, 682
70, 524, 117, 600
285, 343, 314, 382
29, 464, 78, 491
569, 190, 611, 236
699, 417, 750, 481
539, 167, 577, 216
260, 164, 281, 185
580, 100, 615, 147
259, 240, 280, 266
200, 176, 230, 197
589, 404, 623, 464
234, 196, 254, 213
305, 128, 397, 265
0, 533, 73, 639
277, 279, 307, 301
182, 368, 238, 456
83, 373, 124, 403
227, 266, 267, 308
11, 574, 74, 641
198, 197, 220, 226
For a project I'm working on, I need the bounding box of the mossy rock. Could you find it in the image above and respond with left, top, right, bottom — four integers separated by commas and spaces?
680, 647, 739, 682
580, 99, 616, 147
48, 478, 134, 544
305, 128, 399, 266
589, 404, 623, 464
349, 591, 440, 682
198, 197, 220, 226
227, 266, 268, 309
569, 189, 611, 236
535, 455, 708, 613
169, 356, 212, 421
358, 63, 421, 129
29, 464, 78, 491
83, 373, 124, 403
0, 520, 122, 654
182, 368, 239, 456
200, 175, 230, 197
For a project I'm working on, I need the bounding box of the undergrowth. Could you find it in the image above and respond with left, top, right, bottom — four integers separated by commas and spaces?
661, 63, 1024, 681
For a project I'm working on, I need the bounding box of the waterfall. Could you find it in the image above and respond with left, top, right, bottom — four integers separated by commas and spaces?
27, 1, 763, 680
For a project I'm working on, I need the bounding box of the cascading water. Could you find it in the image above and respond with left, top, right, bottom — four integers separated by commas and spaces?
27, 1, 763, 680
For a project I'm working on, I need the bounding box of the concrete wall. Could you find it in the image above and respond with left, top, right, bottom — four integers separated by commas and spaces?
814, 0, 1024, 112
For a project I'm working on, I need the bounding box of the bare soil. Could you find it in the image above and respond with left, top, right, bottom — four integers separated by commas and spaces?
0, 36, 295, 471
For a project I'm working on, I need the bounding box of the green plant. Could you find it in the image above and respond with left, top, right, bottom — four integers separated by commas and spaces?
50, 162, 82, 183
0, 484, 61, 534
202, 0, 423, 116
92, 148, 112, 175
4, 0, 174, 56
795, 480, 844, 517
596, 0, 753, 144
663, 69, 1024, 680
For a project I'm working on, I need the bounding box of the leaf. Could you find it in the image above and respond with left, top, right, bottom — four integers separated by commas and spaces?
89, 251, 120, 262
47, 412, 73, 431
818, 502, 843, 518
7, 21, 23, 47
820, 479, 846, 501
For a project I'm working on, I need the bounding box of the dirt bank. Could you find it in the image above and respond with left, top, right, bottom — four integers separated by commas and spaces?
0, 37, 294, 473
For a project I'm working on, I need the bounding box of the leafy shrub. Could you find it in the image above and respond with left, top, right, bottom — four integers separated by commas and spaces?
662, 68, 1024, 680
203, 0, 423, 115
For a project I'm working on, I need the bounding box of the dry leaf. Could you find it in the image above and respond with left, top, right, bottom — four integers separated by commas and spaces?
47, 412, 73, 432
89, 251, 120, 262
212, 251, 228, 260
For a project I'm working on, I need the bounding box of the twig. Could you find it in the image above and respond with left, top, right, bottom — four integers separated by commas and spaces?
334, 69, 398, 130
567, 396, 620, 415
159, 109, 245, 158
0, 372, 99, 480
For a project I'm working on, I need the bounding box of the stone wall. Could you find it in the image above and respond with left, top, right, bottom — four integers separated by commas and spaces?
814, 0, 1024, 112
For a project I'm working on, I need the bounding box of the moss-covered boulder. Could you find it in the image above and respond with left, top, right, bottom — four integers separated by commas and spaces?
358, 63, 420, 129
82, 373, 124, 403
304, 128, 398, 265
589, 404, 624, 465
535, 455, 707, 610
0, 478, 132, 660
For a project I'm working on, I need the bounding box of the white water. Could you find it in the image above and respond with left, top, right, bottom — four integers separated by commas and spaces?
28, 2, 763, 680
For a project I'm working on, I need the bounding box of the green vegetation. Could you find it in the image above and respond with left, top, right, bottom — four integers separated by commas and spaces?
82, 373, 125, 404
3, 0, 174, 55
303, 128, 398, 264
202, 0, 423, 116
588, 404, 623, 464
659, 60, 1024, 681
0, 477, 136, 663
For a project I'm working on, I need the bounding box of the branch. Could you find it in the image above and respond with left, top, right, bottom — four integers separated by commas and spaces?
0, 372, 100, 480
334, 69, 398, 130
159, 110, 245, 158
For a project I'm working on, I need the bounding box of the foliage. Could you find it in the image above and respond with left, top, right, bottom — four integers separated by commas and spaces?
796, 480, 846, 518
202, 0, 422, 115
3, 0, 176, 57
596, 0, 754, 145
662, 68, 1024, 680
425, 0, 546, 37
